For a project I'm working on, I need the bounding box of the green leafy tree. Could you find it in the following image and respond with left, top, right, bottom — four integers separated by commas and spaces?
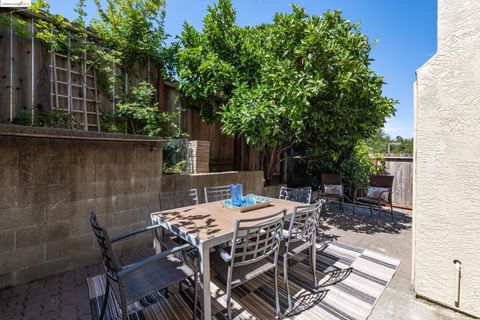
174, 1, 396, 182
91, 0, 166, 73
172, 0, 259, 120
339, 141, 385, 194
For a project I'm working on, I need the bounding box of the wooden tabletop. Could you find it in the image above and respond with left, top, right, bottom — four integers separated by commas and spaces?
151, 197, 301, 245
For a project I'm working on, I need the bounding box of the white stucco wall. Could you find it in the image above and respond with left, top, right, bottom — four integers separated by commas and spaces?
414, 0, 480, 316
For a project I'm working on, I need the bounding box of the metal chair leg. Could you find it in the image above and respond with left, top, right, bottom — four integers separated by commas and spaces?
121, 305, 128, 320
119, 285, 128, 320
369, 203, 373, 216
274, 263, 281, 319
192, 272, 198, 320
226, 279, 232, 320
310, 246, 317, 287
283, 254, 293, 312
390, 203, 394, 221
378, 203, 382, 219
353, 199, 356, 215
99, 280, 110, 320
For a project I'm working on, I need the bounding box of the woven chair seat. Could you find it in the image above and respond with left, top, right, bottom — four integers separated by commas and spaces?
118, 254, 194, 305
210, 252, 276, 287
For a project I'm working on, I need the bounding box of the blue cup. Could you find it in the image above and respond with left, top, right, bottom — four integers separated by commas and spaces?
244, 194, 255, 205
230, 184, 243, 207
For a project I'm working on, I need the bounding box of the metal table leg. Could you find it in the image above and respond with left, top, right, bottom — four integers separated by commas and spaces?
199, 244, 211, 320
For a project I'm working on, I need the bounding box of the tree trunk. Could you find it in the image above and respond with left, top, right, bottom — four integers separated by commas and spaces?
264, 146, 279, 185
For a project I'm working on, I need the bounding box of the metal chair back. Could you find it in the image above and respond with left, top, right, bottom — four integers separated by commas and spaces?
230, 210, 286, 267
321, 173, 342, 185
160, 189, 199, 210
282, 201, 323, 312
314, 199, 326, 224
204, 185, 231, 203
279, 186, 312, 204
369, 175, 394, 189
90, 212, 120, 282
285, 202, 321, 248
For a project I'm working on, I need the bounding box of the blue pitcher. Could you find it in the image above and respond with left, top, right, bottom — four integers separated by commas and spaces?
230, 184, 243, 207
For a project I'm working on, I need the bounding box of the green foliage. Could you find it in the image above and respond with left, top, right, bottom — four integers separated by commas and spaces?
91, 0, 167, 69
339, 141, 384, 193
0, 11, 31, 38
173, 1, 396, 182
5, 0, 178, 139
44, 109, 82, 130
11, 105, 79, 129
109, 82, 182, 137
367, 129, 413, 154
172, 0, 259, 121
162, 140, 189, 174
12, 107, 34, 126
9, 104, 80, 129
100, 112, 124, 133
29, 0, 87, 59
163, 160, 187, 174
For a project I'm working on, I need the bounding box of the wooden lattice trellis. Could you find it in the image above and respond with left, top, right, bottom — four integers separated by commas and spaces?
49, 51, 101, 131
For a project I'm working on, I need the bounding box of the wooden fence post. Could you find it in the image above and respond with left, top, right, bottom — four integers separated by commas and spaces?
31, 17, 35, 125
9, 13, 13, 123
157, 64, 166, 112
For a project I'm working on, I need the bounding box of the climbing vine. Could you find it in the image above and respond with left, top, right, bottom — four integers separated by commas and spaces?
1, 0, 180, 138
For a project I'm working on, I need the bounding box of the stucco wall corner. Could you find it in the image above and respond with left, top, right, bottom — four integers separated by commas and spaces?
413, 0, 480, 317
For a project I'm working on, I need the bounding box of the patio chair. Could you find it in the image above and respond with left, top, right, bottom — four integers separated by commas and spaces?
353, 175, 395, 220
156, 189, 199, 252
320, 173, 344, 212
211, 210, 286, 320
281, 201, 324, 312
279, 186, 312, 204
90, 212, 198, 320
160, 188, 199, 210
204, 185, 231, 203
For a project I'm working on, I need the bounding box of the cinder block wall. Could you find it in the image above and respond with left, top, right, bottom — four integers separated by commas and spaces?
0, 135, 162, 288
162, 171, 265, 204
0, 130, 266, 288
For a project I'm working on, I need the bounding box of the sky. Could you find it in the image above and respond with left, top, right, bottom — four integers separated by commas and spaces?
45, 0, 438, 138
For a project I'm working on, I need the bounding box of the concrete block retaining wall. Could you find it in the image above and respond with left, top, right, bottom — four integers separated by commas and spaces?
0, 126, 265, 288
162, 171, 264, 204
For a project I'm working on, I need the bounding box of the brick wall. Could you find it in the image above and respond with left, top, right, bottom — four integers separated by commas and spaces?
0, 133, 163, 288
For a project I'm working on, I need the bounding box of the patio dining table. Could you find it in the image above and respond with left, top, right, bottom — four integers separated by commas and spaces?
150, 197, 300, 320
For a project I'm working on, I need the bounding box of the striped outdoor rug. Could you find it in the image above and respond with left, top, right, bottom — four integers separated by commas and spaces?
87, 240, 400, 320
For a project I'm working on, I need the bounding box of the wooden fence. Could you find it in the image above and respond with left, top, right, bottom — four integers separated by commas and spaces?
0, 9, 265, 174
164, 83, 265, 174
383, 156, 413, 209
0, 9, 159, 130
